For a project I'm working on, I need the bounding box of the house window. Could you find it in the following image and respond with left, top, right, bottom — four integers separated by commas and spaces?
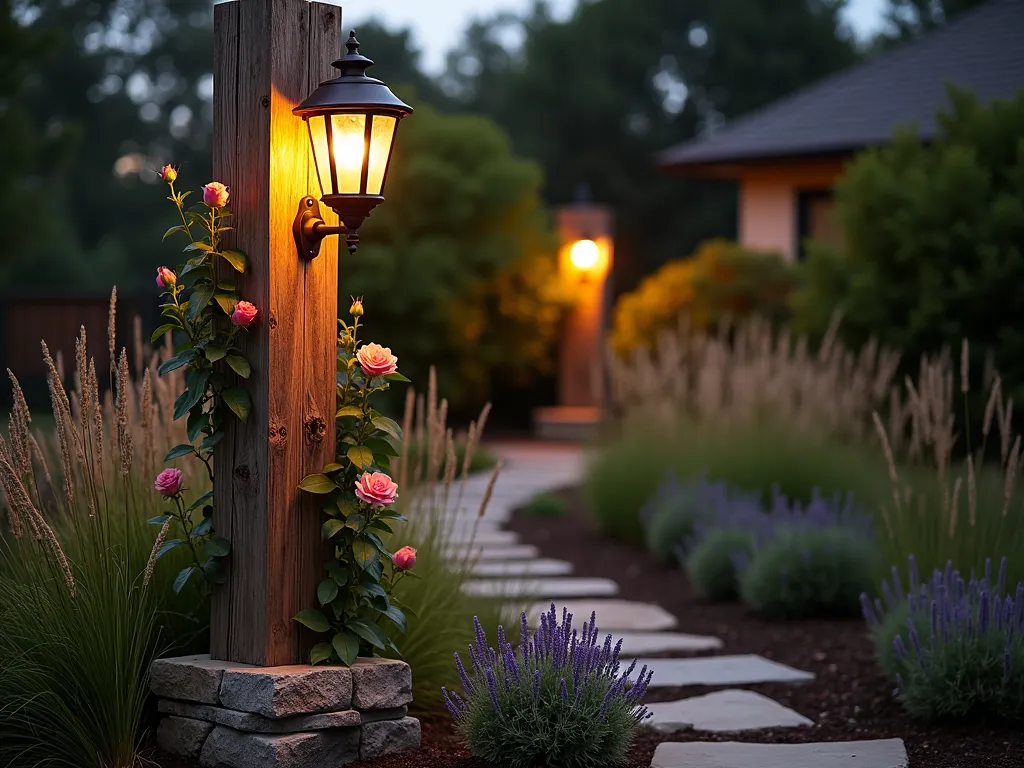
796, 189, 843, 259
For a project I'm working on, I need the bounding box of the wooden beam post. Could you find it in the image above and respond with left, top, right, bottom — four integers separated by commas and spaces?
211, 0, 342, 666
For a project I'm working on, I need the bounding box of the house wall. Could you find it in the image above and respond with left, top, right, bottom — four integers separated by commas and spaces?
737, 155, 849, 261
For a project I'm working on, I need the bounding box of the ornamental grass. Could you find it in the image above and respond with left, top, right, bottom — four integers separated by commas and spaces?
0, 290, 207, 768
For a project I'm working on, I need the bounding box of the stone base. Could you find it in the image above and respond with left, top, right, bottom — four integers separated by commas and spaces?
152, 654, 420, 766
532, 406, 602, 441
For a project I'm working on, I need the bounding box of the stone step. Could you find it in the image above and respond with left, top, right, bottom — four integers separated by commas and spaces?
442, 529, 519, 547
629, 655, 814, 688
444, 544, 540, 561
645, 690, 812, 733
462, 577, 619, 599
650, 739, 908, 768
524, 599, 677, 632
615, 631, 722, 656
470, 558, 574, 577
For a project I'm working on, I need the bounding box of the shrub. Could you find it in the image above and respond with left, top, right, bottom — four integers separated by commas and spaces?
443, 605, 653, 768
741, 526, 880, 619
522, 492, 566, 518
640, 476, 709, 563
863, 556, 1024, 723
793, 85, 1024, 396
609, 239, 797, 356
685, 528, 756, 602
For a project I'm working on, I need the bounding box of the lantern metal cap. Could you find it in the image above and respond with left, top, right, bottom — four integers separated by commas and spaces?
293, 31, 414, 118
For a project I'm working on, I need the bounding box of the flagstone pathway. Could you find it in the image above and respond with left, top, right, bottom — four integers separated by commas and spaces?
440, 442, 907, 767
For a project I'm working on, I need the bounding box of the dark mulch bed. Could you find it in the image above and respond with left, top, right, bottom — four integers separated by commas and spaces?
150, 485, 1023, 767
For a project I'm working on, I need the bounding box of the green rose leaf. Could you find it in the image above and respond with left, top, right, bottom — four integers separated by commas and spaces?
317, 578, 339, 606
163, 224, 186, 241
336, 405, 363, 418
184, 241, 214, 252
186, 284, 215, 322
352, 538, 378, 569
366, 519, 393, 535
150, 323, 178, 343
158, 539, 184, 558
158, 350, 195, 375
310, 642, 334, 665
148, 514, 170, 526
192, 517, 212, 537
186, 490, 214, 512
371, 416, 403, 441
299, 474, 337, 494
205, 346, 228, 362
322, 463, 345, 473
165, 443, 194, 461
347, 618, 388, 650
322, 519, 345, 540
214, 294, 238, 315
220, 249, 249, 273
382, 605, 407, 633
186, 408, 207, 443
174, 370, 210, 420
362, 581, 387, 598
173, 566, 197, 594
364, 436, 399, 458
384, 372, 411, 383
347, 445, 374, 470
293, 608, 332, 633
332, 632, 360, 666
226, 355, 251, 378
221, 387, 251, 423
202, 559, 227, 584
200, 431, 224, 451
205, 537, 231, 557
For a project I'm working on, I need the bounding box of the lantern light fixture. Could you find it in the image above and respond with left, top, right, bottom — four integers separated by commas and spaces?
569, 237, 600, 271
293, 30, 413, 258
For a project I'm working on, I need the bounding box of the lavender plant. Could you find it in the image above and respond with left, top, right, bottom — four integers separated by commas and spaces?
443, 605, 653, 768
639, 475, 712, 564
685, 528, 756, 601
863, 556, 1024, 723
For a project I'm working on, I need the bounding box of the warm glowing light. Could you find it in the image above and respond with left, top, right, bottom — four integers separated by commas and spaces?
333, 131, 365, 172
569, 238, 600, 270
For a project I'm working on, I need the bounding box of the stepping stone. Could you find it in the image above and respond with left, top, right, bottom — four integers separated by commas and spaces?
525, 600, 677, 631
443, 529, 519, 546
650, 739, 908, 768
632, 655, 814, 688
462, 577, 618, 599
444, 545, 540, 561
471, 559, 574, 577
616, 631, 722, 656
646, 690, 813, 733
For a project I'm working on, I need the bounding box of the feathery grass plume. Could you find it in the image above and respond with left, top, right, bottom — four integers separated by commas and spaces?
55, 349, 65, 382
42, 341, 76, 513
7, 370, 32, 476
982, 376, 1001, 444
133, 315, 144, 379
116, 349, 134, 476
140, 368, 155, 478
413, 392, 426, 486
144, 518, 172, 587
477, 460, 503, 520
1004, 437, 1021, 518
28, 433, 52, 491
107, 286, 117, 381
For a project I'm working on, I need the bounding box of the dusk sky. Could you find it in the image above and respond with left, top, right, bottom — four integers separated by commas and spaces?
340, 0, 888, 75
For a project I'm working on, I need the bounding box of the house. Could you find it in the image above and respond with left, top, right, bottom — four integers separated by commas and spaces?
656, 0, 1024, 261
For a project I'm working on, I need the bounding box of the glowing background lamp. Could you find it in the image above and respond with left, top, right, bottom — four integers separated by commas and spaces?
569, 238, 600, 271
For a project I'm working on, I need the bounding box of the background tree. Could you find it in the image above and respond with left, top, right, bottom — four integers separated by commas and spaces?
346, 101, 568, 408
881, 0, 991, 40
793, 86, 1024, 395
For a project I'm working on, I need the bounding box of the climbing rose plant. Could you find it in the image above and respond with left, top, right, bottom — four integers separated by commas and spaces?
294, 300, 416, 666
147, 164, 256, 594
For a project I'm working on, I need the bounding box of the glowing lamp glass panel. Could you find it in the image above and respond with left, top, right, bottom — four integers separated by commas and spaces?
307, 115, 332, 197
366, 115, 397, 195
569, 238, 600, 270
329, 113, 367, 193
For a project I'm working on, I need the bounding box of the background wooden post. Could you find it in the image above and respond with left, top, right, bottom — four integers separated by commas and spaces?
211, 0, 342, 666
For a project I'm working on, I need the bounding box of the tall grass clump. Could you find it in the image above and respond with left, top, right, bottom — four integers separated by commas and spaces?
0, 291, 209, 768
864, 556, 1024, 723
443, 605, 653, 768
383, 373, 519, 715
871, 342, 1024, 587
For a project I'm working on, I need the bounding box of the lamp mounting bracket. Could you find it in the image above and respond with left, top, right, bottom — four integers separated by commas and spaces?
293, 196, 345, 260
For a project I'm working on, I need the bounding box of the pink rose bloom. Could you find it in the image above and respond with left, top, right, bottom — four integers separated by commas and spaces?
156, 266, 176, 288
354, 471, 398, 508
356, 343, 398, 377
202, 181, 230, 208
155, 468, 183, 496
392, 546, 417, 571
159, 164, 178, 183
231, 301, 258, 327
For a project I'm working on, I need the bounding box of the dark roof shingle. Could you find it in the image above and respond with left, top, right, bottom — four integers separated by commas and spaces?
658, 0, 1024, 168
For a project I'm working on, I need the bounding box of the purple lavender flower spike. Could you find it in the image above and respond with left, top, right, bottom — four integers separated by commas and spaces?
882, 581, 896, 611
442, 687, 463, 720
497, 623, 506, 651
520, 611, 530, 645
893, 634, 907, 661
455, 651, 475, 694
909, 626, 923, 665
559, 678, 568, 700
485, 666, 500, 712
875, 597, 884, 617
860, 593, 878, 626
995, 595, 1005, 631
998, 558, 1007, 597
979, 588, 990, 633
930, 600, 938, 648
532, 669, 541, 703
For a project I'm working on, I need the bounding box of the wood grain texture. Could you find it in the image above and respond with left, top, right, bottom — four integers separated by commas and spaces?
211, 0, 342, 666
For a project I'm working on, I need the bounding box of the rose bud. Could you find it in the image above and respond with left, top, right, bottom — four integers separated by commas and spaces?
159, 164, 178, 183
202, 181, 230, 208
354, 471, 398, 508
156, 266, 176, 288
350, 297, 364, 317
392, 546, 417, 571
154, 468, 183, 496
356, 342, 398, 377
231, 301, 258, 327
